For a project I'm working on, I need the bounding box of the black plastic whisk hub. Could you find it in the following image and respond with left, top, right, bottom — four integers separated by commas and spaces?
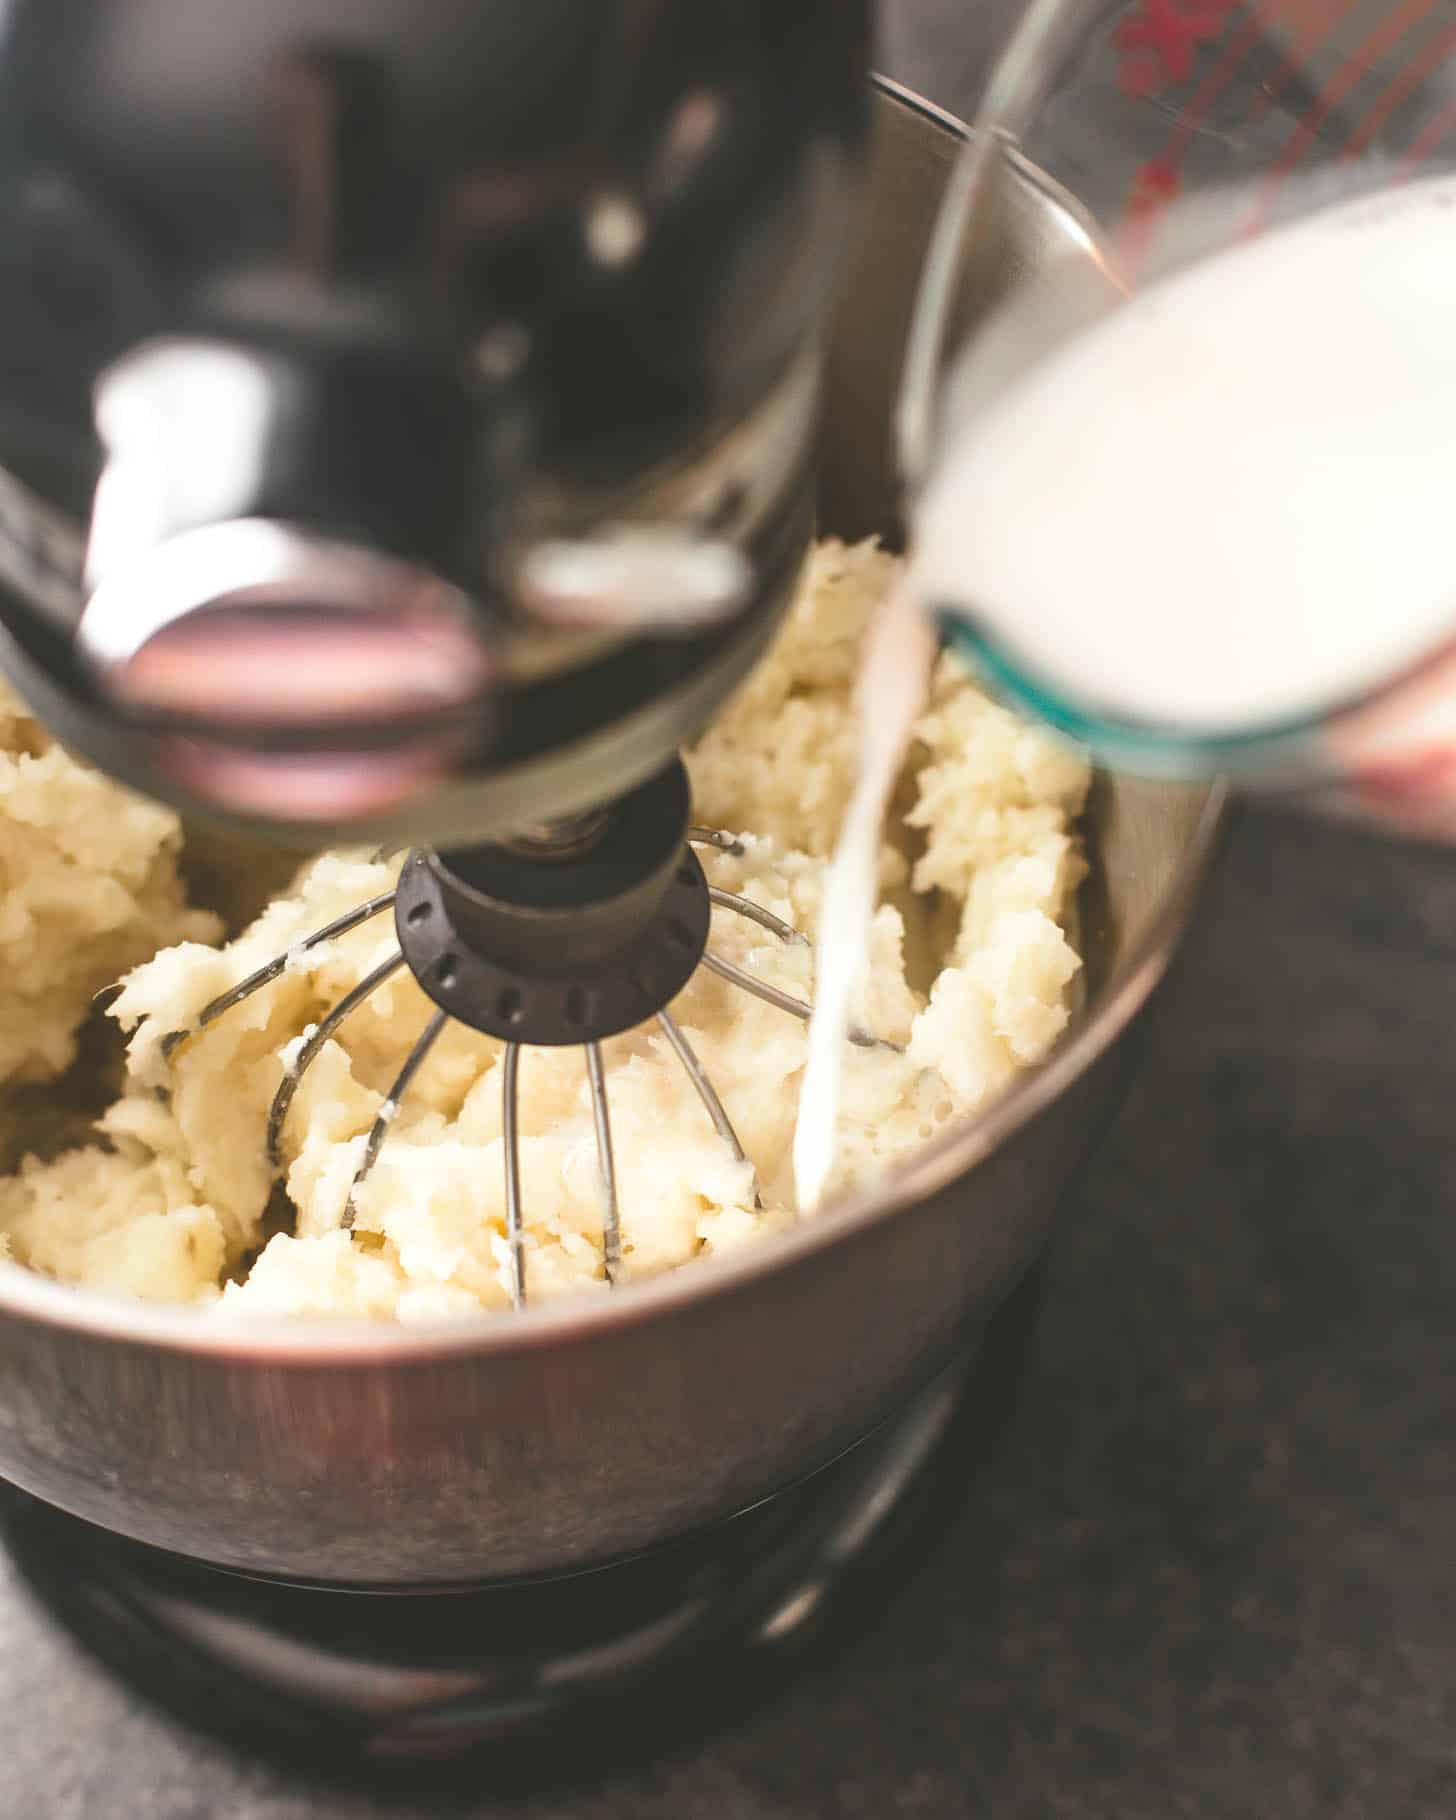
394, 759, 710, 1046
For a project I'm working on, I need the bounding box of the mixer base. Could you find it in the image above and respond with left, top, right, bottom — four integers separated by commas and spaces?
0, 1267, 1042, 1781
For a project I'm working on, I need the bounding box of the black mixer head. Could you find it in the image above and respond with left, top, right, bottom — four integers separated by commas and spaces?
0, 0, 871, 843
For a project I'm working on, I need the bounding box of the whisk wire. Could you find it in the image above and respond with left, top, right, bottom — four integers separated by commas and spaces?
656, 1007, 762, 1210
267, 950, 408, 1167
700, 949, 901, 1054
162, 889, 398, 1060
502, 1042, 526, 1308
342, 1007, 449, 1229
688, 827, 745, 856
585, 1041, 621, 1284
708, 886, 807, 947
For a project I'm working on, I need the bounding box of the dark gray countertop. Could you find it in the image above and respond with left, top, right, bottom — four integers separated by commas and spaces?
7, 9, 1456, 1817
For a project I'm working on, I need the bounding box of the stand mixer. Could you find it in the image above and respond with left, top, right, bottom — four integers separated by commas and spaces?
0, 0, 870, 844
0, 4, 1227, 1768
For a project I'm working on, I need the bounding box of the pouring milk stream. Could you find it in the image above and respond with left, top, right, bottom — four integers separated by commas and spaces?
795, 169, 1456, 1210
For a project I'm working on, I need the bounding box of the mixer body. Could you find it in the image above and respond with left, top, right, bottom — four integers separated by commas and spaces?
0, 0, 870, 840
0, 87, 1224, 1585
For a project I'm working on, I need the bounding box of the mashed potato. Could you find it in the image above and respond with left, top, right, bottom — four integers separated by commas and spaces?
0, 540, 1089, 1318
0, 685, 219, 1090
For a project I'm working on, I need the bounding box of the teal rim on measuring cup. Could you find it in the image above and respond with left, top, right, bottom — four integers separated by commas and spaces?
934, 607, 1333, 783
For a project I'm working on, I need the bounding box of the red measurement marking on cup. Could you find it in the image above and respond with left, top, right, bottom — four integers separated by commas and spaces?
1122, 153, 1187, 260
1119, 0, 1263, 265
1115, 0, 1353, 265
1245, 0, 1381, 124
1251, 0, 1444, 223
1339, 12, 1456, 155
1119, 0, 1453, 266
1115, 0, 1236, 93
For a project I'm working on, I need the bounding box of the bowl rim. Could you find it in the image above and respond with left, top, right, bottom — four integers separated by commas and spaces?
0, 80, 1231, 1363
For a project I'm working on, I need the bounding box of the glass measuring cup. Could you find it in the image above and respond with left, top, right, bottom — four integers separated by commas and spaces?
899, 0, 1456, 838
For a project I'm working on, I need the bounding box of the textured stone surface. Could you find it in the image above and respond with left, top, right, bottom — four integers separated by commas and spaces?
5, 7, 1456, 1814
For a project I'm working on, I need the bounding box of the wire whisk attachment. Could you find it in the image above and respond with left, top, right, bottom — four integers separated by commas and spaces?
152, 791, 899, 1309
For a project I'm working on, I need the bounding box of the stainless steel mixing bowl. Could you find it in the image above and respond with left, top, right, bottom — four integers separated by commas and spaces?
0, 81, 1223, 1587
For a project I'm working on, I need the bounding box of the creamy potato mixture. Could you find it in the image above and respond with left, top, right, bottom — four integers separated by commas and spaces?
0, 541, 1089, 1319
